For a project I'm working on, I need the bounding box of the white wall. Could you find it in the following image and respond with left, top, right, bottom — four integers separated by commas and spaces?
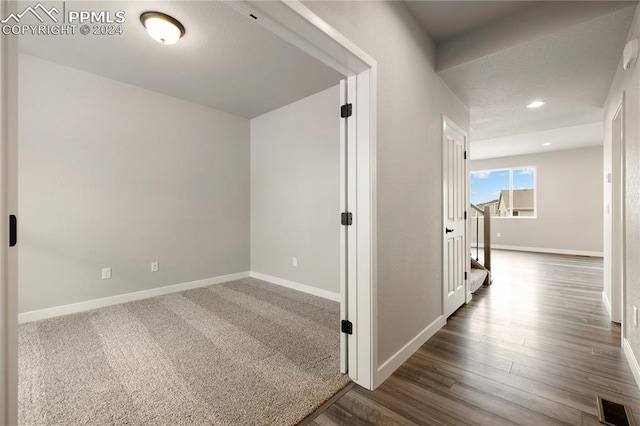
18, 54, 250, 313
303, 1, 470, 368
470, 146, 603, 255
604, 4, 640, 377
250, 86, 340, 294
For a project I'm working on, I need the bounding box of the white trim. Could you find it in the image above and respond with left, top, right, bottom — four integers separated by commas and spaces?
249, 272, 340, 302
223, 1, 357, 77
465, 116, 472, 306
624, 338, 640, 390
473, 244, 603, 257
18, 271, 342, 325
339, 78, 347, 374
355, 69, 374, 389
18, 272, 251, 324
253, 0, 376, 69
369, 65, 379, 392
1, 0, 19, 422
376, 316, 446, 386
603, 291, 612, 317
346, 74, 359, 381
611, 100, 625, 326
466, 292, 474, 304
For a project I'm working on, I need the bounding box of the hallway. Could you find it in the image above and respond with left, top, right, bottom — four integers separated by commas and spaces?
303, 250, 640, 425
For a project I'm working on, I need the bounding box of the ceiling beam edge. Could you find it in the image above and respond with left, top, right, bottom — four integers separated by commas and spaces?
436, 2, 638, 73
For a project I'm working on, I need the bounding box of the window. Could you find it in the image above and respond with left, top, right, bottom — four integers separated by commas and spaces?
470, 167, 536, 218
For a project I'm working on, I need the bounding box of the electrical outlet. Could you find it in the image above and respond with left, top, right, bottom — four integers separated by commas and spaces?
151, 262, 159, 272
634, 306, 638, 328
496, 232, 502, 238
102, 267, 111, 280
292, 257, 297, 267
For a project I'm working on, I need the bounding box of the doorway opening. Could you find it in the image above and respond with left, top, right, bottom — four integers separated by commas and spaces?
1, 1, 377, 423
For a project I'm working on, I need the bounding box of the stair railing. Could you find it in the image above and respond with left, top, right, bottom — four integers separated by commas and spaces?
470, 204, 491, 271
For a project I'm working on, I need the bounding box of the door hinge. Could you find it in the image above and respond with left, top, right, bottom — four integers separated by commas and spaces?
341, 103, 352, 118
341, 319, 353, 335
464, 151, 467, 160
464, 271, 468, 280
464, 211, 467, 220
341, 212, 353, 226
9, 215, 17, 247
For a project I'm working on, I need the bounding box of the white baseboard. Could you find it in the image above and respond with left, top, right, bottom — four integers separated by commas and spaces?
18, 271, 251, 324
376, 315, 446, 386
602, 291, 612, 317
472, 243, 603, 258
249, 271, 340, 302
624, 338, 640, 391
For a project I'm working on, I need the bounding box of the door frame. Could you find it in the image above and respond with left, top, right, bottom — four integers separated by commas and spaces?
441, 115, 470, 316
611, 100, 624, 325
1, 0, 19, 423
235, 0, 378, 390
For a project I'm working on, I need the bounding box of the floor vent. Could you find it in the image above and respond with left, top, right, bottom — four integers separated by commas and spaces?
598, 396, 636, 426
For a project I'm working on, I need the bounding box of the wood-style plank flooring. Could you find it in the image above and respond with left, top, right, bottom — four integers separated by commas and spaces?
300, 250, 640, 425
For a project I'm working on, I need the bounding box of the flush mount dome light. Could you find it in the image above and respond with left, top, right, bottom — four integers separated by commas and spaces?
526, 100, 545, 108
542, 142, 552, 146
140, 11, 185, 45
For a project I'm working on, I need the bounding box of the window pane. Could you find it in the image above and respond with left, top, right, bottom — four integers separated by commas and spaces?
512, 168, 535, 217
470, 170, 509, 217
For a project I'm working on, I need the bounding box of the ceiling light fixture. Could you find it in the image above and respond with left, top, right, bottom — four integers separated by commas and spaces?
527, 100, 545, 108
140, 11, 185, 45
543, 142, 552, 146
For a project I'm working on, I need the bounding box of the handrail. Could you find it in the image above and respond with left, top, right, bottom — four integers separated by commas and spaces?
483, 205, 491, 271
470, 204, 483, 214
472, 204, 480, 262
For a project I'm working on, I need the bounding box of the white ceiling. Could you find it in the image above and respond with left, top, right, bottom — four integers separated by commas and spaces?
404, 1, 535, 43
18, 1, 344, 119
408, 1, 637, 159
470, 122, 603, 160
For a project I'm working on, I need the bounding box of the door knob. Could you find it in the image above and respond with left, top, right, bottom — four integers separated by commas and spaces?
445, 228, 454, 234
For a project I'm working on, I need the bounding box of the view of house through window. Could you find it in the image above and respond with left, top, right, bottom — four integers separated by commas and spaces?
470, 167, 536, 217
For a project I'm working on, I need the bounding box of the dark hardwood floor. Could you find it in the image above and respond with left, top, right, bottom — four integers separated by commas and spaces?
300, 250, 640, 425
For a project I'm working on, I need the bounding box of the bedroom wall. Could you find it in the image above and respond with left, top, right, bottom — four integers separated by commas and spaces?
18, 54, 250, 314
303, 1, 470, 372
470, 146, 603, 255
250, 86, 340, 296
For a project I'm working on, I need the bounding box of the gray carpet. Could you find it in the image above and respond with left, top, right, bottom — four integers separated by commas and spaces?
19, 278, 349, 425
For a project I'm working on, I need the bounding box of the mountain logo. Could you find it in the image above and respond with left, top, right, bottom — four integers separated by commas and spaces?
1, 3, 59, 24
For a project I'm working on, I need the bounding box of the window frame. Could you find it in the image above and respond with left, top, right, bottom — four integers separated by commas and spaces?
470, 166, 537, 219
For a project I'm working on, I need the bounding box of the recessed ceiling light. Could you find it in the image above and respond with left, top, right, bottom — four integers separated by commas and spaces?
140, 11, 185, 45
527, 101, 545, 108
543, 142, 552, 146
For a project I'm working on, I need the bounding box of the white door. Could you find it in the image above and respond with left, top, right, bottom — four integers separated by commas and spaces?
339, 79, 348, 374
339, 76, 358, 377
442, 117, 467, 318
